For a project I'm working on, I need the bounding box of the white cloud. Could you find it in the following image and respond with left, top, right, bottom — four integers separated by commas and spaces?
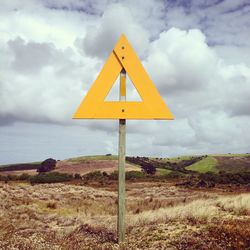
145, 28, 219, 94
0, 0, 250, 163
0, 36, 99, 125
82, 3, 150, 59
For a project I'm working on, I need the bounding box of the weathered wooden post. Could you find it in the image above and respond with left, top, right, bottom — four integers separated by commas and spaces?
73, 34, 174, 245
118, 69, 126, 243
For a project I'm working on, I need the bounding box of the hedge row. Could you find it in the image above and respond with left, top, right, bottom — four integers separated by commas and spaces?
199, 171, 250, 185
0, 172, 74, 184
82, 170, 146, 181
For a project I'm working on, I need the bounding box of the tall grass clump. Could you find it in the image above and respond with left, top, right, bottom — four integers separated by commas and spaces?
127, 193, 250, 229
128, 199, 220, 228
216, 193, 250, 215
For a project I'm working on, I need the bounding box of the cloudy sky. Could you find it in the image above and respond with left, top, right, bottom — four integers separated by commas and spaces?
1, 0, 250, 164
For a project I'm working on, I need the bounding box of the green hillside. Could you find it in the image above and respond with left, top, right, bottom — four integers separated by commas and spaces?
66, 155, 118, 162
186, 156, 218, 173
1, 154, 249, 175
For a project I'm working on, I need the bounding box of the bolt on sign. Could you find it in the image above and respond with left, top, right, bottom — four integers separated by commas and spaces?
73, 34, 174, 244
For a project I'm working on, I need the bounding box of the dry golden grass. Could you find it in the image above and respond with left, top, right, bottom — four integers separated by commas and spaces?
0, 181, 249, 249
216, 193, 250, 215
127, 199, 220, 228
126, 193, 250, 230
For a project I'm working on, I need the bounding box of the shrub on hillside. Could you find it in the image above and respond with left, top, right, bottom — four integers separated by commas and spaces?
37, 158, 56, 173
82, 171, 106, 181
0, 173, 32, 182
0, 174, 20, 182
30, 172, 73, 184
107, 170, 146, 180
82, 171, 142, 182
0, 175, 10, 183
17, 173, 31, 181
7, 174, 17, 181
141, 162, 156, 175
102, 171, 108, 177
74, 173, 82, 179
109, 171, 118, 180
126, 171, 146, 180
199, 171, 250, 185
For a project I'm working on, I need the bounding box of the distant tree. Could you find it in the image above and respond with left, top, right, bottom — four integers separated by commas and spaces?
102, 171, 108, 177
37, 158, 56, 173
141, 162, 156, 175
74, 173, 81, 179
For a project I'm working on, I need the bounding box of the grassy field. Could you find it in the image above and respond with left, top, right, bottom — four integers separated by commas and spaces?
156, 168, 173, 176
66, 155, 118, 162
0, 154, 250, 249
186, 156, 218, 173
0, 181, 249, 249
161, 155, 194, 163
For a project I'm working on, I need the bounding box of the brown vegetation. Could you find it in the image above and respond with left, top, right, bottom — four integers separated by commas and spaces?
0, 154, 250, 249
215, 155, 250, 173
0, 179, 249, 249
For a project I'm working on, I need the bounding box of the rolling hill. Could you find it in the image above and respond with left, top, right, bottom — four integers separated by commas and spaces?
0, 154, 250, 176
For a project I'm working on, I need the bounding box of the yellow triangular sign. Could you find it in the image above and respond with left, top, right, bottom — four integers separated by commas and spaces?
73, 34, 174, 120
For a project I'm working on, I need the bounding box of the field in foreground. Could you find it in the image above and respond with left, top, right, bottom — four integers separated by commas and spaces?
0, 154, 250, 249
0, 180, 250, 249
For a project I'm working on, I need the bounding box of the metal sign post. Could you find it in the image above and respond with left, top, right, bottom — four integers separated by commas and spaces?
118, 69, 126, 243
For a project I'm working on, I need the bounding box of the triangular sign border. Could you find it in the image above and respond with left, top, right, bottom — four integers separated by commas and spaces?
73, 34, 174, 120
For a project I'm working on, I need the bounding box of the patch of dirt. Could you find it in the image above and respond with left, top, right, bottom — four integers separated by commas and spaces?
55, 160, 139, 175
